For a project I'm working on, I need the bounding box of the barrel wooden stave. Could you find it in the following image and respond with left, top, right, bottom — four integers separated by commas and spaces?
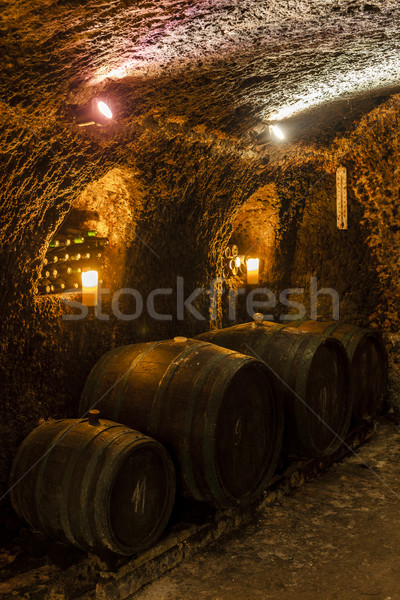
10, 418, 176, 556
288, 320, 388, 421
80, 338, 284, 509
196, 323, 351, 458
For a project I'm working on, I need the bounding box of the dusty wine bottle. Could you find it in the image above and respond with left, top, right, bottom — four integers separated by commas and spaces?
38, 280, 52, 294
52, 280, 66, 291
57, 253, 70, 262
49, 235, 71, 248
91, 237, 109, 247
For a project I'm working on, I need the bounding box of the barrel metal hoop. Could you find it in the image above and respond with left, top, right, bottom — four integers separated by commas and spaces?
345, 330, 367, 362
292, 336, 330, 456
252, 326, 280, 360
338, 329, 362, 355
77, 427, 133, 550
180, 350, 232, 502
148, 342, 211, 437
111, 341, 163, 422
59, 423, 117, 547
34, 420, 84, 537
294, 335, 324, 402
323, 322, 362, 357
202, 354, 257, 506
80, 345, 134, 416
299, 337, 350, 456
10, 421, 48, 523
321, 322, 340, 337
253, 328, 306, 390
94, 434, 164, 555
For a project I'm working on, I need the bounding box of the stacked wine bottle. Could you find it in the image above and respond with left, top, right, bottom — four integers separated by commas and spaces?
38, 229, 108, 295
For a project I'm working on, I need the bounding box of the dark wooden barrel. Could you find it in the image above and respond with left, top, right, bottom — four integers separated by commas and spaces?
10, 413, 176, 556
80, 338, 284, 509
196, 322, 351, 458
288, 320, 388, 422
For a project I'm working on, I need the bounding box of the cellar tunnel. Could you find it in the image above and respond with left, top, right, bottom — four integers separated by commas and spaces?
1, 0, 400, 596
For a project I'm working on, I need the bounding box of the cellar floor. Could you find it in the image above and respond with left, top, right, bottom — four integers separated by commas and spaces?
1, 417, 399, 600
136, 417, 400, 600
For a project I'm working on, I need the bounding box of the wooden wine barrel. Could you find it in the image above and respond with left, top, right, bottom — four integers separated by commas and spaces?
80, 338, 284, 509
288, 320, 388, 422
10, 413, 176, 556
196, 322, 351, 458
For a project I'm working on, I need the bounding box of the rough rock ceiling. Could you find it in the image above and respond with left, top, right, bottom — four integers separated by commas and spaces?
1, 0, 399, 133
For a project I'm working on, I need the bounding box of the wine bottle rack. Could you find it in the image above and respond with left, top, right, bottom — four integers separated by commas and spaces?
37, 229, 108, 296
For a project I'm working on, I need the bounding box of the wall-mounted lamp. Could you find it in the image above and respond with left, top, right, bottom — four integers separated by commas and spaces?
72, 98, 113, 127
246, 258, 259, 285
269, 124, 285, 142
82, 270, 99, 306
224, 245, 245, 277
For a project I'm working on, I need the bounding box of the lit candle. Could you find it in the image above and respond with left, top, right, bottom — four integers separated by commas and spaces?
246, 258, 259, 285
82, 270, 98, 306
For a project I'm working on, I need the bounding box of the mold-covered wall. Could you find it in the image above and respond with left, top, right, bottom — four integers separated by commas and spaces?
1, 0, 400, 538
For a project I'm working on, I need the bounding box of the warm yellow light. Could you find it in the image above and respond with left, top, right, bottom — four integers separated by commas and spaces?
246, 258, 259, 285
269, 124, 285, 141
235, 256, 241, 268
82, 270, 98, 306
82, 270, 98, 287
97, 101, 112, 119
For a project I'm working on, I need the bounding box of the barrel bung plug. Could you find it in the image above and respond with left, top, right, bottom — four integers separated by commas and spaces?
88, 409, 101, 426
253, 313, 264, 326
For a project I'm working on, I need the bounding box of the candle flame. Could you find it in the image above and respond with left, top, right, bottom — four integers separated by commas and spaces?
82, 270, 98, 288
246, 258, 259, 285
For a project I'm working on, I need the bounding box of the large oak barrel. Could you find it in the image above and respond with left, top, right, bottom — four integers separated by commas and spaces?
80, 338, 284, 509
196, 322, 351, 458
10, 414, 176, 556
287, 320, 388, 422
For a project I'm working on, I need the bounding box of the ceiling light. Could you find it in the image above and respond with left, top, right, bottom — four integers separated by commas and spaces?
97, 100, 112, 120
269, 124, 285, 141
73, 98, 113, 127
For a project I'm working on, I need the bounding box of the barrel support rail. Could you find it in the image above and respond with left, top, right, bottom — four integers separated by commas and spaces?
0, 421, 375, 600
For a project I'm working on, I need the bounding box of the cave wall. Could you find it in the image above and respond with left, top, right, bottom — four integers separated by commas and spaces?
1, 0, 400, 539
3, 93, 400, 537
0, 110, 276, 535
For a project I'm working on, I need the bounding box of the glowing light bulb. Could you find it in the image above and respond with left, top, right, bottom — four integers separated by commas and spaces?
235, 256, 241, 268
269, 124, 285, 141
97, 101, 112, 120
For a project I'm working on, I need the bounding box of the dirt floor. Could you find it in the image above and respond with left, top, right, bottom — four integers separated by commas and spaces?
136, 418, 400, 600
